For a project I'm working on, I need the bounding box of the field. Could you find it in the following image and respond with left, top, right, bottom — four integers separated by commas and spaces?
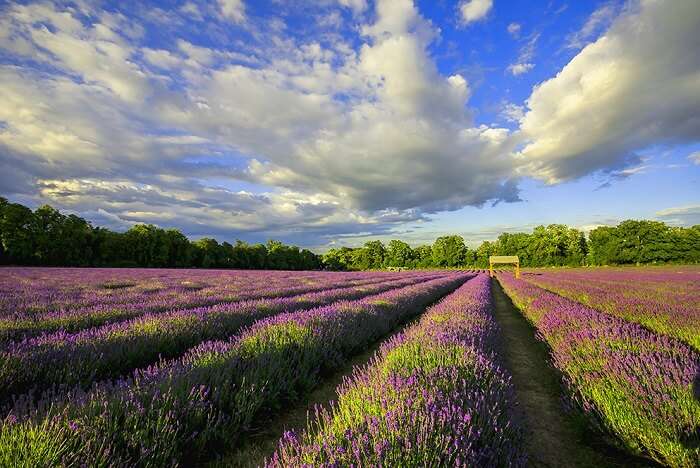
0, 266, 698, 467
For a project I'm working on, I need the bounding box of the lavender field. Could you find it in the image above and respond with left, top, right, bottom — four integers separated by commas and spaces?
0, 266, 698, 467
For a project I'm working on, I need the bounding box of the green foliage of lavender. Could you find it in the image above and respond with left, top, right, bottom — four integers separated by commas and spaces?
268, 274, 525, 466
498, 273, 700, 467
0, 274, 468, 466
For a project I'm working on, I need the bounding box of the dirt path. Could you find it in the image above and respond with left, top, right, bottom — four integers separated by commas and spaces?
490, 278, 654, 468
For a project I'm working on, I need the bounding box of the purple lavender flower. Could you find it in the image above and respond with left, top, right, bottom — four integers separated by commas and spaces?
498, 271, 700, 467
267, 274, 525, 467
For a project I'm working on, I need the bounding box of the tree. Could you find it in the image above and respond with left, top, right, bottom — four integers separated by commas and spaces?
124, 224, 170, 267
266, 240, 314, 270
164, 229, 192, 267
475, 241, 495, 268
247, 243, 269, 269
588, 226, 620, 265
32, 205, 66, 265
384, 240, 414, 268
61, 214, 94, 266
432, 235, 467, 268
193, 238, 224, 268
0, 201, 35, 264
351, 240, 385, 270
322, 247, 355, 270
413, 245, 434, 268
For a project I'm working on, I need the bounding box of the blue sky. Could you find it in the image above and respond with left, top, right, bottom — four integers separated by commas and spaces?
0, 0, 698, 249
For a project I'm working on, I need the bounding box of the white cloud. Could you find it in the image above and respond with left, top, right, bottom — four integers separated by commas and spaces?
507, 63, 534, 75
507, 22, 521, 37
218, 0, 245, 23
142, 48, 182, 69
689, 151, 700, 165
507, 32, 538, 76
318, 11, 343, 29
0, 3, 151, 102
180, 2, 203, 21
501, 103, 525, 123
3, 0, 696, 246
338, 0, 368, 14
655, 205, 700, 226
518, 0, 700, 183
177, 39, 215, 66
566, 1, 618, 50
0, 0, 521, 244
459, 0, 493, 25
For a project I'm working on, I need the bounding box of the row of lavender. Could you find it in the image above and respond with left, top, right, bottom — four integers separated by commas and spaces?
268, 273, 525, 466
0, 272, 448, 403
0, 269, 439, 342
0, 273, 469, 466
519, 267, 700, 351
498, 272, 700, 467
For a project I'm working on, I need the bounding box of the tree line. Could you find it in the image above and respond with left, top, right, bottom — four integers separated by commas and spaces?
1, 197, 698, 269
322, 222, 700, 270
0, 197, 320, 269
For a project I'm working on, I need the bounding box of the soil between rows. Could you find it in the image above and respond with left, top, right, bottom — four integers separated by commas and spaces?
490, 277, 655, 468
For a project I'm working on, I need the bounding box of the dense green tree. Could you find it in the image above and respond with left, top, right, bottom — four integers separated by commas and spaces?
588, 226, 619, 265
413, 245, 435, 268
124, 225, 169, 267
432, 235, 467, 267
322, 247, 355, 270
266, 240, 298, 270
32, 205, 65, 265
0, 201, 35, 263
164, 229, 193, 267
384, 240, 414, 268
192, 238, 223, 268
350, 240, 386, 270
60, 214, 94, 266
299, 248, 322, 270
588, 220, 686, 265
475, 240, 495, 268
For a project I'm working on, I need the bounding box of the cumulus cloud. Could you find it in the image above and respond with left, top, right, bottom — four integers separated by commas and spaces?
517, 0, 700, 183
689, 151, 700, 165
1, 0, 697, 246
0, 0, 519, 245
459, 0, 493, 25
0, 3, 151, 103
156, 0, 520, 215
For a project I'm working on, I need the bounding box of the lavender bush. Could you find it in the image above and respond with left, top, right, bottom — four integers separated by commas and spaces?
0, 273, 469, 466
0, 272, 446, 401
498, 272, 700, 467
268, 273, 525, 467
520, 267, 700, 351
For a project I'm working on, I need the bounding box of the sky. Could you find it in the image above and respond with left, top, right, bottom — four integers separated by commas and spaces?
0, 0, 698, 249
